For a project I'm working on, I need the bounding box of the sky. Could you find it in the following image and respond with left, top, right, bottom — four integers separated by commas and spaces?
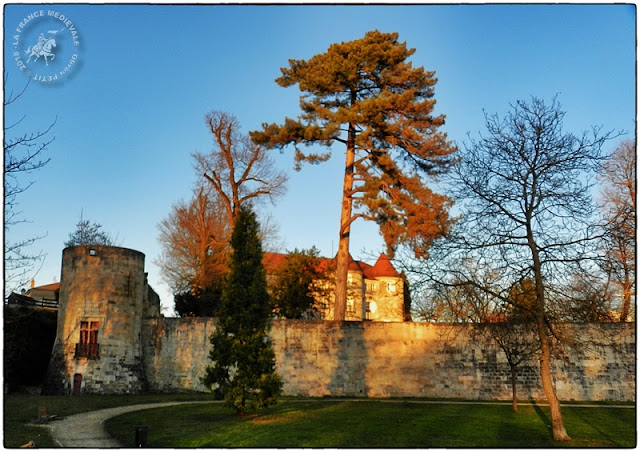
3, 3, 636, 315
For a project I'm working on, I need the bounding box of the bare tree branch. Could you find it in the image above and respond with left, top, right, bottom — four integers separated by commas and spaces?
194, 111, 287, 227
4, 76, 55, 295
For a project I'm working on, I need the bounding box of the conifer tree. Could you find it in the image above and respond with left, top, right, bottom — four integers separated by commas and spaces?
251, 30, 456, 320
203, 206, 281, 413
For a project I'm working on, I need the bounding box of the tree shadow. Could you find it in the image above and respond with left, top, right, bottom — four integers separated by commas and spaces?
529, 400, 553, 437
569, 406, 631, 447
327, 321, 368, 397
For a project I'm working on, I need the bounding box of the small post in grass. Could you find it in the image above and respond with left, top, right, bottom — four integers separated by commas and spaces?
134, 425, 148, 448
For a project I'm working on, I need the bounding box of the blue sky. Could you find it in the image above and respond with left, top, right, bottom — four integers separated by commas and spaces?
3, 4, 636, 314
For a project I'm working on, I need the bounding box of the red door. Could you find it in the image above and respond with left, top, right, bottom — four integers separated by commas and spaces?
73, 373, 82, 396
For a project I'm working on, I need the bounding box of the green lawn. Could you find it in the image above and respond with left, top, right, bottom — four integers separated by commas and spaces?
4, 394, 635, 448
105, 399, 636, 448
3, 393, 213, 448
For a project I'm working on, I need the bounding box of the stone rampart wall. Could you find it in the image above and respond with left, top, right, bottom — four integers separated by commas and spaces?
143, 316, 217, 392
143, 319, 635, 401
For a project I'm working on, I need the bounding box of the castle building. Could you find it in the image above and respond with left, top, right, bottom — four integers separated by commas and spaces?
45, 246, 406, 394
263, 252, 410, 322
42, 245, 633, 399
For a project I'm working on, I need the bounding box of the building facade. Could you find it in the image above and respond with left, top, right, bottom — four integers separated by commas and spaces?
263, 252, 410, 322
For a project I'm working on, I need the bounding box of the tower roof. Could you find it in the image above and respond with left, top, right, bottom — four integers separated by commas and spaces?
367, 253, 400, 278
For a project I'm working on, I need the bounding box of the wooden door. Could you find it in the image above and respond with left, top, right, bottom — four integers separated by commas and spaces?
73, 373, 82, 396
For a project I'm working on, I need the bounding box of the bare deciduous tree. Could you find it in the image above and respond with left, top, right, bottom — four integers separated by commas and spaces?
4, 77, 55, 294
158, 111, 285, 314
194, 111, 287, 227
415, 96, 619, 441
156, 187, 230, 295
599, 139, 636, 322
410, 255, 540, 412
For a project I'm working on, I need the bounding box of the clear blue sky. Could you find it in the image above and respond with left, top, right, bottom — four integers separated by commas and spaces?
4, 4, 636, 314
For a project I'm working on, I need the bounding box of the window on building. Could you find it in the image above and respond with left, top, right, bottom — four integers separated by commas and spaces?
346, 298, 355, 314
387, 282, 396, 293
365, 299, 378, 320
75, 321, 100, 359
365, 300, 377, 320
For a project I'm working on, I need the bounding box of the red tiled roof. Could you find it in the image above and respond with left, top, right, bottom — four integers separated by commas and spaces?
263, 252, 335, 274
30, 283, 61, 291
262, 252, 399, 279
347, 254, 365, 273
262, 252, 288, 273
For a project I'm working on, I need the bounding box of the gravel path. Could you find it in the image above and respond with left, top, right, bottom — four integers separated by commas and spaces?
46, 401, 217, 448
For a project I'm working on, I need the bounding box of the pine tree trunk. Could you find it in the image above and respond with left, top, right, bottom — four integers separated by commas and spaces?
334, 237, 349, 320
334, 116, 357, 321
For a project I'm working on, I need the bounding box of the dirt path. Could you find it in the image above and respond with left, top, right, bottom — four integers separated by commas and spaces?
46, 401, 217, 447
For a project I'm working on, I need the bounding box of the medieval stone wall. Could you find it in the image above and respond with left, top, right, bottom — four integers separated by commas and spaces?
143, 316, 217, 392
44, 246, 634, 400
143, 319, 635, 401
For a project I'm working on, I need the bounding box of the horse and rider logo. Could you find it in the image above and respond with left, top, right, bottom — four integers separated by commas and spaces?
25, 30, 59, 66
12, 9, 81, 84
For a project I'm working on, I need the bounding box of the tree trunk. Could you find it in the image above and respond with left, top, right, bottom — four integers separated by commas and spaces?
510, 364, 518, 412
619, 258, 631, 322
526, 220, 571, 442
334, 121, 356, 321
536, 316, 571, 441
334, 233, 349, 320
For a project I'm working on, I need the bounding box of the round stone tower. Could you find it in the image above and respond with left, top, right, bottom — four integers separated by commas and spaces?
44, 245, 151, 394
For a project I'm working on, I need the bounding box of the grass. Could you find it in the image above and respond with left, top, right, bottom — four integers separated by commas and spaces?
105, 399, 636, 448
3, 392, 214, 448
4, 394, 635, 448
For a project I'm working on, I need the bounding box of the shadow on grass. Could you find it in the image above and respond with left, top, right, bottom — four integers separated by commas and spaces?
529, 399, 553, 438
493, 407, 557, 447
567, 406, 636, 447
107, 399, 351, 448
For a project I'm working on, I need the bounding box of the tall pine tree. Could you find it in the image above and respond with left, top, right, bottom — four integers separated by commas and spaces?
203, 206, 281, 413
251, 30, 456, 320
